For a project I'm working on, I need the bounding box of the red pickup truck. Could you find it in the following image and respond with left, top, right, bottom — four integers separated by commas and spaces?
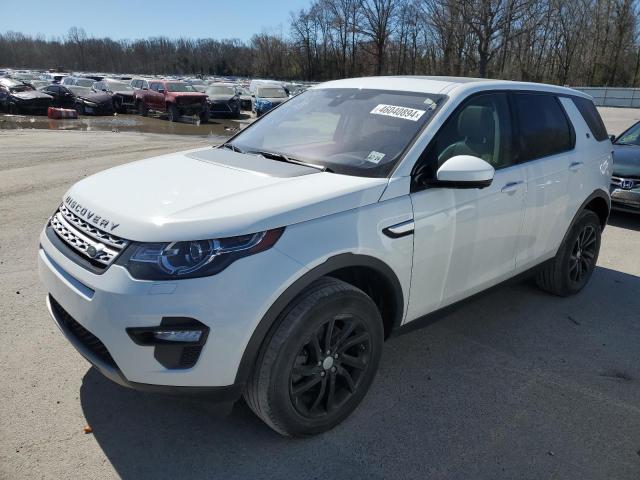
135, 80, 209, 122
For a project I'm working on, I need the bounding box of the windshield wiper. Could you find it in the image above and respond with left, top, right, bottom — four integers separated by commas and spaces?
249, 150, 333, 173
219, 143, 244, 153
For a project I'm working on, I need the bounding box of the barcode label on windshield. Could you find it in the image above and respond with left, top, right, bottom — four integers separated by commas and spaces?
370, 104, 426, 121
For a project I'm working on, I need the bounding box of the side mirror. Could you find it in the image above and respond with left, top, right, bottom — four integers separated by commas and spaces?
436, 155, 495, 188
609, 134, 616, 143
158, 88, 165, 94
142, 87, 148, 91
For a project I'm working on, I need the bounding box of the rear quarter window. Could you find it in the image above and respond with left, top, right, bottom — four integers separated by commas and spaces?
572, 96, 609, 141
513, 93, 575, 162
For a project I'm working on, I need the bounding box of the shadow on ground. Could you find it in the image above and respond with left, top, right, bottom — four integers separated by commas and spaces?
80, 267, 640, 480
608, 210, 640, 231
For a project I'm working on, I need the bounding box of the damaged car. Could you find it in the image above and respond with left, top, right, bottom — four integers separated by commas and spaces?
41, 84, 114, 115
252, 84, 288, 117
0, 78, 52, 114
204, 83, 241, 118
93, 79, 136, 113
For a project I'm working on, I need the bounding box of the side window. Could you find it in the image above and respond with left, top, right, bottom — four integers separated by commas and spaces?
150, 83, 159, 92
572, 96, 608, 141
423, 93, 514, 175
513, 93, 574, 162
142, 81, 148, 89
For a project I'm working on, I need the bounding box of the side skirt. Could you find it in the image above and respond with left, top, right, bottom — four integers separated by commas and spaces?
390, 259, 553, 338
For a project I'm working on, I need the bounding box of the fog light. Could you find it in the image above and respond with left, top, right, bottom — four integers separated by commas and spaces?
126, 318, 209, 348
152, 330, 202, 343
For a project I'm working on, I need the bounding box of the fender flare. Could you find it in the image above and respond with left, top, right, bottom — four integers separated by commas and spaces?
556, 189, 610, 255
234, 253, 404, 385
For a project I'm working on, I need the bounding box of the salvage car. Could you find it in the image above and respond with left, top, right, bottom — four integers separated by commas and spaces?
252, 84, 288, 116
93, 79, 136, 113
237, 86, 252, 111
38, 76, 612, 437
62, 77, 96, 88
0, 78, 52, 114
135, 80, 208, 122
41, 84, 114, 115
204, 83, 241, 118
610, 120, 640, 213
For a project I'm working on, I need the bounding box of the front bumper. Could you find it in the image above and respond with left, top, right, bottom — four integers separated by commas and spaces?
610, 186, 640, 213
38, 227, 306, 394
176, 103, 205, 115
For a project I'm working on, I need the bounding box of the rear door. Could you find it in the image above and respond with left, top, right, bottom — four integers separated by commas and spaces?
513, 93, 576, 270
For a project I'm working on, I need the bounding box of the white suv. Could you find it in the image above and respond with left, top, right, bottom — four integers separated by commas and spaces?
38, 76, 612, 436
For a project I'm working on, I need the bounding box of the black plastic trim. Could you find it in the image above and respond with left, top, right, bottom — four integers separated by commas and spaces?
382, 226, 414, 239
391, 258, 553, 338
556, 189, 611, 254
47, 295, 241, 402
234, 253, 405, 385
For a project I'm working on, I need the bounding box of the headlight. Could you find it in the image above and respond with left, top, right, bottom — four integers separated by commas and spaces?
118, 228, 284, 280
83, 100, 98, 107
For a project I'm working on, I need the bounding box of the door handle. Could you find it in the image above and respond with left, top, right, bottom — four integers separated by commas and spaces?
501, 181, 524, 194
569, 161, 584, 172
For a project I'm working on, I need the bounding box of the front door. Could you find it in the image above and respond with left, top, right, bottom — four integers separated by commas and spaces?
407, 92, 526, 319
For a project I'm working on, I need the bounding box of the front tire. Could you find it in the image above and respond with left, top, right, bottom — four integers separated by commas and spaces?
244, 277, 384, 437
167, 104, 179, 122
536, 210, 601, 296
137, 101, 148, 117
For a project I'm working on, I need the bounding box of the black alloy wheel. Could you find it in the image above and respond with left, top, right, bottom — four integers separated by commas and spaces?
244, 277, 383, 437
568, 224, 597, 284
289, 313, 371, 418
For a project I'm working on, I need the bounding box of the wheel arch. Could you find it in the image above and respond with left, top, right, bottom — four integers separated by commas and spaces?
557, 189, 610, 256
234, 253, 405, 385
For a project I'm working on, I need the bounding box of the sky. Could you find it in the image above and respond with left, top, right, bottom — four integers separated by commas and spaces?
2, 0, 312, 42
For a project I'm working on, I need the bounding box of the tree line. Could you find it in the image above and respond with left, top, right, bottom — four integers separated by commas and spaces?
1, 0, 639, 87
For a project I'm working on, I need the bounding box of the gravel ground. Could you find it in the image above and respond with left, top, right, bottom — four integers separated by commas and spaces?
0, 110, 639, 480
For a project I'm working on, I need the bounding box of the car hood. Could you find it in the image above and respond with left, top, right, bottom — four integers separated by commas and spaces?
169, 92, 207, 98
612, 144, 640, 177
12, 90, 52, 100
208, 94, 236, 102
259, 97, 286, 103
63, 147, 388, 242
77, 92, 112, 103
113, 90, 134, 97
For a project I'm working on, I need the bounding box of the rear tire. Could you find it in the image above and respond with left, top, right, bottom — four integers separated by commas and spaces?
536, 210, 601, 296
244, 277, 383, 437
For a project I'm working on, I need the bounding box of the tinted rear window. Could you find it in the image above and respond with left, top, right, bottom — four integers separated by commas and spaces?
514, 93, 574, 161
572, 96, 608, 141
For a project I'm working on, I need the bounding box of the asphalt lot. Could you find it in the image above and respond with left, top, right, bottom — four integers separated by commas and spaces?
1, 108, 639, 479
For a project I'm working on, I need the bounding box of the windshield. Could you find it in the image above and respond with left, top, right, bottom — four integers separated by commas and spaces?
75, 78, 95, 87
616, 122, 640, 146
229, 88, 444, 177
106, 80, 133, 91
206, 86, 236, 96
165, 82, 197, 92
257, 87, 287, 98
67, 86, 91, 96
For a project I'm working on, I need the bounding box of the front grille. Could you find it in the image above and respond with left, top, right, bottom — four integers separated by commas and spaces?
50, 296, 117, 368
50, 204, 129, 269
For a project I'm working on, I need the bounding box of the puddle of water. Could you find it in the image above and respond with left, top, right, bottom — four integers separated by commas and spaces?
0, 112, 251, 138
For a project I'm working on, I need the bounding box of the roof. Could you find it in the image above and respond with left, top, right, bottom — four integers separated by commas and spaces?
314, 75, 590, 99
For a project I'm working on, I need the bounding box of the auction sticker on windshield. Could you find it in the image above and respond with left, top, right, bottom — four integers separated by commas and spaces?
370, 104, 426, 121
